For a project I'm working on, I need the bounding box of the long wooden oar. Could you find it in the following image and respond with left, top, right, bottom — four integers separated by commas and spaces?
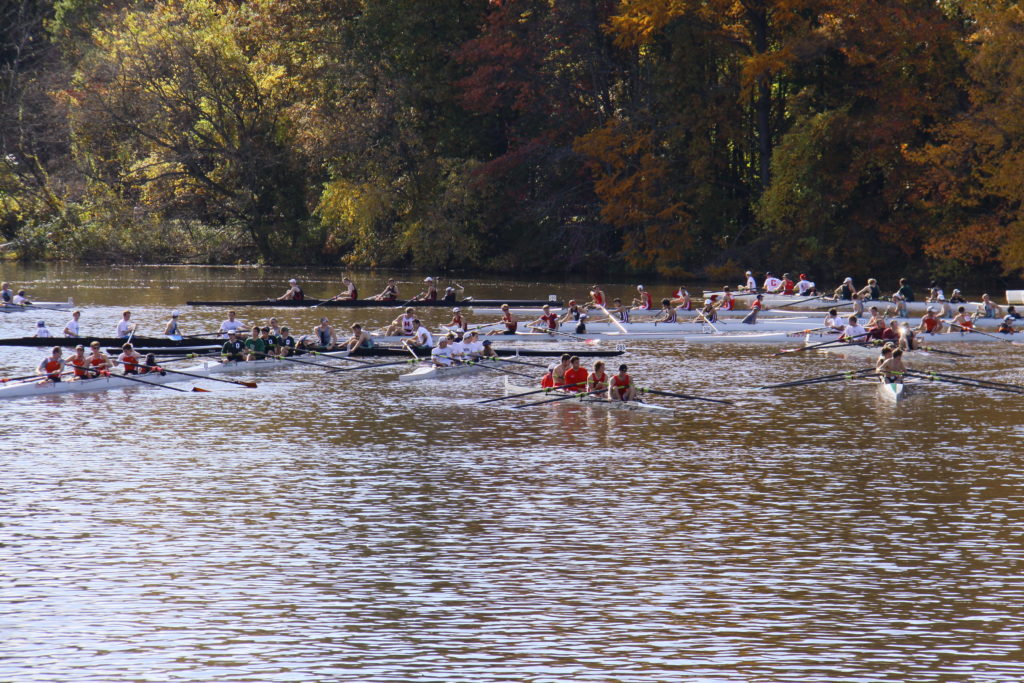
905, 369, 1024, 392
1, 369, 75, 383
760, 368, 876, 389
527, 324, 587, 343
636, 387, 734, 405
330, 358, 421, 372
946, 322, 1024, 345
514, 388, 607, 408
107, 370, 210, 393
596, 304, 628, 334
155, 366, 257, 388
774, 331, 870, 356
772, 294, 831, 310
486, 356, 548, 369
477, 381, 587, 404
456, 359, 537, 380
905, 369, 1024, 394
252, 351, 343, 369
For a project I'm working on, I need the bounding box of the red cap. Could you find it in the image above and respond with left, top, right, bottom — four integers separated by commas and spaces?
799, 273, 806, 279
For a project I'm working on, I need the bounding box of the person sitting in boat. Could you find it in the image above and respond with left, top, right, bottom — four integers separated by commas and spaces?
117, 343, 143, 374
795, 274, 816, 296
218, 310, 246, 338
740, 294, 764, 324
823, 308, 845, 333
833, 277, 855, 301
311, 318, 337, 349
488, 304, 518, 335
740, 270, 757, 292
841, 315, 868, 343
411, 277, 438, 302
371, 278, 399, 301
888, 293, 909, 318
562, 356, 588, 392
164, 311, 182, 339
719, 286, 736, 311
574, 313, 588, 335
344, 324, 373, 354
140, 353, 165, 375
33, 320, 52, 338
893, 277, 915, 302
588, 361, 609, 393
1006, 305, 1023, 320
652, 298, 677, 324
278, 326, 296, 356
865, 307, 887, 340
384, 307, 417, 336
633, 285, 653, 310
480, 339, 498, 358
12, 289, 31, 305
850, 292, 865, 317
877, 348, 907, 384
529, 304, 559, 332
447, 307, 469, 333
277, 278, 304, 301
461, 330, 482, 358
925, 281, 945, 305
896, 322, 916, 351
87, 340, 112, 376
244, 326, 266, 360
948, 306, 974, 333
222, 331, 245, 361
403, 319, 433, 355
670, 288, 693, 310
63, 310, 82, 338
430, 337, 456, 367
997, 315, 1017, 334
587, 284, 606, 309
948, 288, 966, 304
558, 300, 585, 323
115, 310, 134, 339
763, 272, 783, 293
447, 332, 468, 362
338, 277, 358, 301
37, 346, 65, 383
880, 319, 901, 342
914, 307, 943, 335
540, 364, 555, 388
856, 278, 882, 301
875, 343, 895, 373
551, 354, 572, 388
67, 345, 90, 380
693, 298, 717, 324
260, 327, 278, 357
975, 293, 1001, 319
609, 298, 630, 323
780, 273, 795, 295
609, 364, 636, 402
0, 282, 12, 304
442, 282, 464, 303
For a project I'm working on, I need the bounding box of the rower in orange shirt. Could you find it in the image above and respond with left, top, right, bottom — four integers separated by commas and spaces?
588, 361, 609, 393
609, 364, 636, 401
562, 356, 589, 392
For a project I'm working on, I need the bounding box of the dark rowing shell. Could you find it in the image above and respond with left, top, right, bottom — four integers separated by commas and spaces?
184, 298, 561, 308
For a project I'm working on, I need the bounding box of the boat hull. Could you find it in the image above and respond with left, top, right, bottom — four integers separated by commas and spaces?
185, 298, 561, 308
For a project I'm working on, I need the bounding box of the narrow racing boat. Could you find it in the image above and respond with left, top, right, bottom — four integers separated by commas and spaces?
398, 357, 514, 382
878, 380, 907, 403
502, 376, 673, 413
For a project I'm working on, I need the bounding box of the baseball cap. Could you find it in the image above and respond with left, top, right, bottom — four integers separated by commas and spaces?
452, 307, 460, 312
425, 277, 433, 282
171, 310, 180, 317
288, 278, 297, 284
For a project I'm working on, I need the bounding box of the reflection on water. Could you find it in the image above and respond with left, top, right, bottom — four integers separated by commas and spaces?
3, 264, 1024, 681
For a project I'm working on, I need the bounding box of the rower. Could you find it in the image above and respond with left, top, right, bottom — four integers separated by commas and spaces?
692, 298, 717, 324
822, 308, 845, 333
780, 273, 795, 295
338, 276, 358, 300
719, 286, 735, 311
447, 332, 467, 362
588, 361, 609, 393
463, 330, 484, 358
12, 289, 31, 305
740, 294, 764, 324
587, 284, 606, 309
63, 310, 82, 337
116, 343, 143, 374
897, 322, 916, 351
633, 285, 653, 310
277, 278, 304, 301
834, 277, 855, 300
67, 345, 89, 380
653, 298, 677, 324
889, 293, 909, 318
529, 304, 559, 332
865, 307, 887, 339
856, 278, 882, 301
384, 307, 417, 336
875, 343, 895, 373
412, 277, 438, 302
997, 315, 1017, 334
976, 293, 1001, 319
893, 277, 915, 303
949, 306, 974, 333
267, 317, 281, 337
442, 282, 464, 303
140, 353, 165, 375
115, 310, 134, 338
371, 278, 399, 301
244, 325, 266, 360
219, 310, 246, 338
222, 330, 245, 361
345, 323, 374, 352
164, 310, 182, 339
763, 271, 783, 294
740, 270, 757, 293
37, 346, 66, 383
34, 320, 53, 338
540, 364, 555, 388
850, 292, 865, 317
609, 364, 636, 402
311, 317, 337, 349
671, 288, 692, 310
877, 348, 907, 384
1007, 305, 1023, 320
261, 327, 278, 357
558, 300, 585, 323
949, 288, 966, 304
562, 356, 588, 392
447, 307, 468, 333
610, 298, 630, 323
0, 282, 11, 303
926, 280, 945, 304
403, 319, 433, 355
881, 319, 901, 342
552, 353, 571, 388
488, 304, 517, 335
574, 313, 588, 335
87, 340, 112, 376
796, 273, 816, 296
278, 326, 296, 356
915, 307, 942, 335
479, 339, 497, 358
841, 315, 868, 343
431, 337, 455, 367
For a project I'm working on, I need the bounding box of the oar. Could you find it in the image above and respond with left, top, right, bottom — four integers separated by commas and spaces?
180, 330, 233, 339
329, 358, 422, 372
1, 369, 75, 383
905, 369, 1024, 392
154, 366, 257, 388
636, 387, 734, 405
905, 369, 1024, 394
106, 370, 210, 393
913, 345, 972, 358
305, 349, 377, 365
947, 322, 1024, 345
513, 388, 607, 408
485, 356, 548, 369
771, 294, 830, 309
760, 368, 876, 389
456, 358, 537, 379
251, 351, 343, 369
2, 301, 72, 313
477, 381, 588, 404
596, 304, 629, 334
694, 309, 719, 334
311, 293, 345, 309
527, 324, 587, 343
784, 326, 832, 337
773, 331, 869, 356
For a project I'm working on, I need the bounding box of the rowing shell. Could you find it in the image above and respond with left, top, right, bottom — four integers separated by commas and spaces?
878, 381, 907, 403
398, 357, 516, 382
0, 298, 75, 313
502, 376, 673, 413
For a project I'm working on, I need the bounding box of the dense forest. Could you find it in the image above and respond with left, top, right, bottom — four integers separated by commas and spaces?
1, 0, 1023, 282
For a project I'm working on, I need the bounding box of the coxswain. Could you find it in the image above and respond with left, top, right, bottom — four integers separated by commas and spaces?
948, 306, 974, 334
412, 277, 438, 302
719, 286, 735, 311
345, 323, 374, 352
540, 364, 555, 388
278, 326, 296, 356
877, 348, 907, 384
63, 310, 82, 337
371, 278, 399, 301
1006, 305, 1023, 320
915, 307, 942, 335
997, 315, 1017, 334
633, 285, 653, 310
447, 307, 468, 333
551, 354, 572, 387
277, 278, 304, 301
488, 304, 518, 335
431, 337, 455, 366
740, 270, 757, 292
384, 307, 417, 336
610, 298, 630, 323
763, 271, 783, 293
796, 274, 816, 296
403, 319, 433, 354
949, 288, 966, 304
780, 273, 795, 295
34, 320, 53, 338
574, 313, 588, 334
609, 363, 636, 401
222, 330, 245, 361
834, 277, 855, 300
37, 346, 66, 383
219, 310, 246, 338
164, 310, 182, 339
140, 354, 165, 375
841, 315, 868, 343
976, 293, 1001, 319
822, 308, 845, 333
562, 356, 588, 392
588, 361, 609, 392
311, 317, 337, 349
740, 294, 764, 324
558, 300, 586, 323
244, 325, 266, 360
117, 343, 143, 374
0, 282, 11, 303
856, 278, 882, 301
115, 310, 134, 338
671, 288, 693, 310
12, 289, 31, 305
442, 282, 464, 303
67, 345, 89, 380
339, 276, 358, 300
87, 340, 112, 376
653, 298, 677, 324
865, 306, 887, 340
479, 339, 498, 358
529, 304, 559, 332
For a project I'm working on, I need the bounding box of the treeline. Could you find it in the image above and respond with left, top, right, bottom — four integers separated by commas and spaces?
1, 0, 1023, 282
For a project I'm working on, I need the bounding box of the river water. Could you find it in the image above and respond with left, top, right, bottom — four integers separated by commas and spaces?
2, 264, 1024, 682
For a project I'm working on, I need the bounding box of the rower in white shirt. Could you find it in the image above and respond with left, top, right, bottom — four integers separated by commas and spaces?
741, 270, 757, 292
63, 310, 82, 337
841, 315, 869, 342
463, 330, 484, 358
447, 332, 467, 361
12, 290, 31, 305
431, 337, 456, 366
218, 310, 247, 338
115, 310, 135, 338
403, 319, 433, 354
762, 272, 783, 293
34, 320, 53, 338
795, 274, 816, 296
822, 308, 845, 333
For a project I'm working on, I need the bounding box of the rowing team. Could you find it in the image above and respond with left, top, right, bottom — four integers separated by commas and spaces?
1, 283, 34, 306
572, 284, 735, 314
821, 307, 1020, 341
34, 342, 165, 383
537, 355, 638, 401
272, 276, 464, 303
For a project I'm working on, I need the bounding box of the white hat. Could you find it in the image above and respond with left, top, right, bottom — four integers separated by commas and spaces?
844, 277, 853, 283
288, 278, 297, 284
937, 295, 946, 301
952, 288, 961, 293
424, 277, 433, 282
579, 313, 588, 319
704, 299, 711, 305
171, 310, 180, 317
637, 285, 644, 290
927, 306, 936, 312
452, 307, 461, 312
745, 270, 752, 275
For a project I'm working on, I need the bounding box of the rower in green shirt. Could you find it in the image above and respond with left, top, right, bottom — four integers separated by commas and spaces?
222, 330, 245, 361
244, 325, 266, 361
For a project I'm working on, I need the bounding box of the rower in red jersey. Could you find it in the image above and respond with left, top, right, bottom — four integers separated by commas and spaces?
588, 361, 609, 393
719, 286, 735, 311
540, 364, 555, 388
488, 304, 518, 335
781, 273, 795, 295
562, 356, 589, 392
529, 304, 560, 331
37, 346, 65, 383
117, 343, 143, 375
915, 307, 943, 334
633, 285, 653, 310
588, 284, 606, 309
448, 307, 468, 333
609, 363, 636, 401
67, 344, 89, 380
87, 340, 111, 376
